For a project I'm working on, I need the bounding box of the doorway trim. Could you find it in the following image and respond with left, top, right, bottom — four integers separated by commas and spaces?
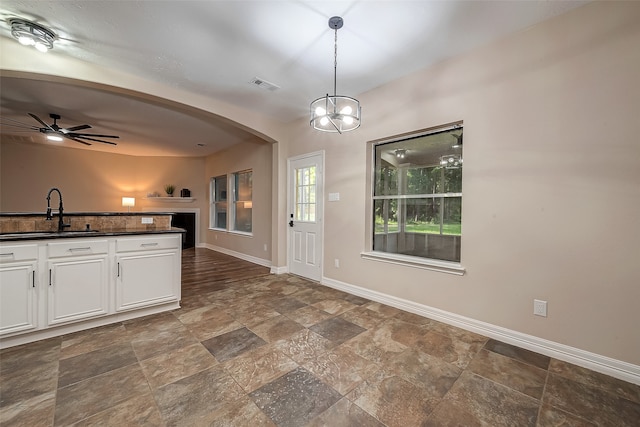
287, 150, 325, 281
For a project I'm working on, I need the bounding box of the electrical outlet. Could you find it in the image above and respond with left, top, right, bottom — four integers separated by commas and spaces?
534, 299, 547, 317
334, 258, 340, 268
141, 217, 153, 224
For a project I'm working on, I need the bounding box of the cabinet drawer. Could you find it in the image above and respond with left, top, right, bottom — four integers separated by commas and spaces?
116, 235, 179, 253
0, 244, 38, 263
48, 240, 109, 258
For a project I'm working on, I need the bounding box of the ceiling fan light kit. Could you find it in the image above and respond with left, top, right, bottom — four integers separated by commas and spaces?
9, 18, 56, 52
310, 16, 361, 134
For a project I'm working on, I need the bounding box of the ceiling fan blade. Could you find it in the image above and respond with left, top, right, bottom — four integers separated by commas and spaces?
68, 133, 119, 139
65, 135, 92, 146
65, 124, 92, 132
28, 113, 55, 131
74, 136, 117, 145
0, 122, 39, 130
1, 117, 38, 128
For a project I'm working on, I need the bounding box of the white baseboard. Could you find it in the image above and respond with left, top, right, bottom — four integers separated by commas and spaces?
200, 243, 272, 268
322, 276, 640, 386
270, 265, 288, 274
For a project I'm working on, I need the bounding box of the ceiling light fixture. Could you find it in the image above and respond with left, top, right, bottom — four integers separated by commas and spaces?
440, 154, 463, 169
310, 16, 361, 134
395, 149, 406, 159
9, 18, 56, 52
46, 134, 63, 142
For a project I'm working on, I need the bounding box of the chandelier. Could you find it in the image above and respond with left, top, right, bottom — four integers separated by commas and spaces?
440, 154, 463, 169
9, 18, 56, 52
310, 16, 361, 134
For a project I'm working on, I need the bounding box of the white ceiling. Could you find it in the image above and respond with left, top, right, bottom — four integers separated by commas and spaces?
0, 1, 587, 157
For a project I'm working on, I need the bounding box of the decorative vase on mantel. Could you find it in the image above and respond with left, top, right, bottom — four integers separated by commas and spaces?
164, 184, 175, 197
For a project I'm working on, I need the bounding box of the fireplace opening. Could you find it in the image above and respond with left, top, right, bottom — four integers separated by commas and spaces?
172, 212, 196, 249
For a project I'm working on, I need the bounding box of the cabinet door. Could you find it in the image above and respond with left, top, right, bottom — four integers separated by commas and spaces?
0, 262, 38, 336
48, 256, 109, 326
116, 251, 179, 312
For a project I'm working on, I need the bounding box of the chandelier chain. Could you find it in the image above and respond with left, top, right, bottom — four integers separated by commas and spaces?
333, 27, 338, 97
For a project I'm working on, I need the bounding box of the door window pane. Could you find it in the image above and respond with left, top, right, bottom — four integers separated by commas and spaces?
295, 166, 316, 222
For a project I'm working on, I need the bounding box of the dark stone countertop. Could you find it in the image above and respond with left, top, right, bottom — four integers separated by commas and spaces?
0, 227, 185, 242
0, 212, 175, 217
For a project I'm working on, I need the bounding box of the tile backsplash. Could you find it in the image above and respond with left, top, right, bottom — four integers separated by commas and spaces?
0, 214, 172, 233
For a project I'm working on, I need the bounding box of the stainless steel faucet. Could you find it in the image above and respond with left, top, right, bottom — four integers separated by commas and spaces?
46, 187, 70, 232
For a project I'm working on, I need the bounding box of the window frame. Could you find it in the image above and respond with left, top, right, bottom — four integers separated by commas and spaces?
209, 170, 253, 236
230, 169, 253, 235
210, 175, 228, 231
361, 122, 466, 275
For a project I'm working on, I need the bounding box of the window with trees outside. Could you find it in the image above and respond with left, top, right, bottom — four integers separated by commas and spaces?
372, 125, 463, 263
210, 175, 227, 229
232, 170, 252, 233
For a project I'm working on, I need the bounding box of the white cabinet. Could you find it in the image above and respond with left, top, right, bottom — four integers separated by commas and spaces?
0, 244, 38, 336
0, 233, 181, 348
115, 235, 180, 312
47, 240, 109, 326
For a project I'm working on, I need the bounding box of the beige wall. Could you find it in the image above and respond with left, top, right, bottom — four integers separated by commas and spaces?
204, 139, 273, 262
0, 140, 208, 241
1, 1, 638, 368
277, 2, 640, 365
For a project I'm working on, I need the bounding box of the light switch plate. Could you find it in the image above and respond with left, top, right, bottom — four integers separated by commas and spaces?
328, 192, 340, 202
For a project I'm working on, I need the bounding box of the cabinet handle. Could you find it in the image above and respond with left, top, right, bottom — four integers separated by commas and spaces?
0, 252, 14, 257
141, 243, 158, 247
32, 270, 35, 288
49, 269, 52, 286
117, 262, 120, 278
68, 247, 91, 252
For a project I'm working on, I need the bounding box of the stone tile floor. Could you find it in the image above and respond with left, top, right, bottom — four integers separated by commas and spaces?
1, 248, 639, 426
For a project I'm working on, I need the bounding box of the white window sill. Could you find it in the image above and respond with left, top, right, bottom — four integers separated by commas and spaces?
208, 228, 253, 238
360, 251, 465, 276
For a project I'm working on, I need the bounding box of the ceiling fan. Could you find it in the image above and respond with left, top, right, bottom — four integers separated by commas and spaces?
27, 113, 119, 146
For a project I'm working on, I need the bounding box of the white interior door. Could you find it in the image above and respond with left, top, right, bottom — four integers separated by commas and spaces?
288, 152, 323, 281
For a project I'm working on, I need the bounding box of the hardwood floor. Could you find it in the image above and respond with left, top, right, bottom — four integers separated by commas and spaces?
1, 247, 639, 426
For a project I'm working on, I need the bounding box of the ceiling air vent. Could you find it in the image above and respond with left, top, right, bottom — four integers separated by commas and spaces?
249, 77, 280, 92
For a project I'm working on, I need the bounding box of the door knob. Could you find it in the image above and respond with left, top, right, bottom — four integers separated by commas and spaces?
289, 220, 294, 227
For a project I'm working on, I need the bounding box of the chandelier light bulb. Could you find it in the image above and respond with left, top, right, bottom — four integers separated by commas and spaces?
315, 106, 326, 116
340, 105, 352, 115
35, 42, 48, 53
18, 36, 34, 45
320, 117, 329, 126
